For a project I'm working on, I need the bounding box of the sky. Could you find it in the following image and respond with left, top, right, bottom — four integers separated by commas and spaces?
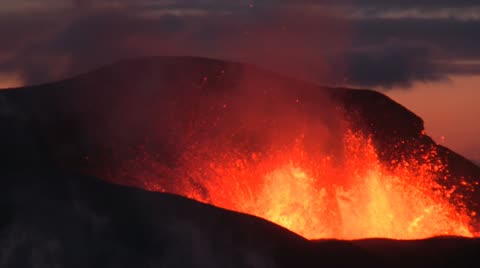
0, 0, 479, 163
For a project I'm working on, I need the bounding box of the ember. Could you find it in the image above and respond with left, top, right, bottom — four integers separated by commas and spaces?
139, 129, 476, 240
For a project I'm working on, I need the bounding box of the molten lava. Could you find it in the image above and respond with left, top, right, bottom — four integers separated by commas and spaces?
102, 77, 477, 240
140, 130, 476, 240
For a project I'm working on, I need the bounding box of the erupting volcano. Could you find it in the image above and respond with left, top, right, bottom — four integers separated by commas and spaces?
139, 129, 476, 240
2, 57, 478, 246
73, 58, 476, 240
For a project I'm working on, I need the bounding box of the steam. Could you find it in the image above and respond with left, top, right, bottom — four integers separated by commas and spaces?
3, 1, 480, 88
0, 2, 351, 88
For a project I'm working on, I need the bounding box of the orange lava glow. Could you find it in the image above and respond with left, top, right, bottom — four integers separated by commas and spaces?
141, 130, 477, 240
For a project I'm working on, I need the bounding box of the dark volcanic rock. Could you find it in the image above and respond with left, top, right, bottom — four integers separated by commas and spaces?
1, 169, 310, 268
1, 169, 479, 268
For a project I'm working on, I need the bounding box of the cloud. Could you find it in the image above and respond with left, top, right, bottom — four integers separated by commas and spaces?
339, 42, 445, 88
0, 5, 349, 85
312, 0, 480, 9
0, 0, 479, 89
352, 18, 480, 59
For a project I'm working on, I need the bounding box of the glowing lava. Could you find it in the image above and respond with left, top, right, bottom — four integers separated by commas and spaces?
141, 130, 476, 240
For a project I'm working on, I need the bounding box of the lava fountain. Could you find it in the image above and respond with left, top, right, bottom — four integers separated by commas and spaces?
102, 77, 478, 240
137, 129, 476, 240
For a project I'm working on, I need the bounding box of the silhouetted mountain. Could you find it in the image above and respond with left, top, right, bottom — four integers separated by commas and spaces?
1, 56, 479, 267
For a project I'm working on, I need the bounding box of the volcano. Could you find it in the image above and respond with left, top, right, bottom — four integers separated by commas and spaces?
1, 56, 479, 266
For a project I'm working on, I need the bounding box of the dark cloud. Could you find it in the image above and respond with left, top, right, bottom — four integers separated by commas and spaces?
340, 43, 445, 88
352, 18, 480, 59
336, 17, 480, 88
1, 0, 480, 89
340, 0, 480, 8
0, 6, 348, 85
304, 0, 480, 8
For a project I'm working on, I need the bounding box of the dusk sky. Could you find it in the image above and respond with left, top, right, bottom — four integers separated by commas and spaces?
1, 0, 479, 163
